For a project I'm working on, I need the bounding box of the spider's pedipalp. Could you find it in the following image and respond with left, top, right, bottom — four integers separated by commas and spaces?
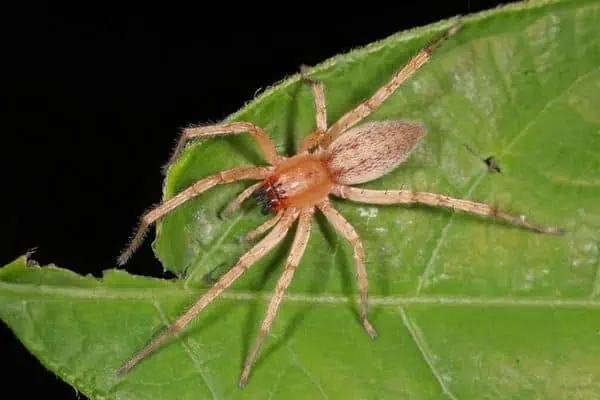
327, 120, 426, 185
239, 207, 314, 387
332, 185, 564, 235
166, 121, 283, 170
117, 166, 274, 266
318, 199, 377, 339
117, 207, 300, 377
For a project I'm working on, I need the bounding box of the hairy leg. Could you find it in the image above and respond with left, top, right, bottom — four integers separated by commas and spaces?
245, 210, 283, 242
299, 130, 327, 154
168, 122, 283, 167
325, 22, 462, 145
118, 166, 274, 265
318, 199, 378, 339
301, 65, 327, 132
332, 185, 564, 235
116, 208, 300, 377
299, 65, 329, 153
220, 182, 264, 218
239, 207, 314, 387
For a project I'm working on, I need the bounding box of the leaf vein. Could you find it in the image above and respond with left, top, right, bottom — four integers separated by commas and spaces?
5, 280, 600, 308
287, 343, 329, 400
502, 65, 600, 155
590, 246, 600, 298
415, 172, 486, 295
399, 306, 458, 400
184, 210, 246, 288
152, 300, 219, 400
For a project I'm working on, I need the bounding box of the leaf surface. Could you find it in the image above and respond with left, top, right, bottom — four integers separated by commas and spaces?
2, 1, 600, 398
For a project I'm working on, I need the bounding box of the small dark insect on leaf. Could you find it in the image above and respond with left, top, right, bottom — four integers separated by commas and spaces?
464, 144, 503, 174
484, 155, 502, 174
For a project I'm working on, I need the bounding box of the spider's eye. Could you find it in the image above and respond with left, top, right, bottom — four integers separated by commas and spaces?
253, 186, 268, 202
261, 203, 272, 215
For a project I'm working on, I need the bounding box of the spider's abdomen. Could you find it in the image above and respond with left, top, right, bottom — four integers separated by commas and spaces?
254, 153, 334, 213
327, 120, 426, 185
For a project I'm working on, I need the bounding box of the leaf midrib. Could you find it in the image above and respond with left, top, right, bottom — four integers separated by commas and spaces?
2, 280, 600, 308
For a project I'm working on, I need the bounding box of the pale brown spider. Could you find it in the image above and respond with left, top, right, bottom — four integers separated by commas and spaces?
115, 22, 563, 387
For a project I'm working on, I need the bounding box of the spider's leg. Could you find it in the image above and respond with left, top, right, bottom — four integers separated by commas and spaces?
116, 208, 300, 378
325, 22, 462, 146
220, 181, 264, 219
318, 199, 378, 339
332, 185, 564, 235
239, 207, 314, 388
245, 210, 283, 242
167, 121, 283, 170
301, 65, 328, 132
117, 166, 274, 266
298, 65, 328, 154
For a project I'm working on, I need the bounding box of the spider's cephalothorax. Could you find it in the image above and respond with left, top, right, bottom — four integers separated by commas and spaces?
254, 153, 334, 214
116, 22, 563, 388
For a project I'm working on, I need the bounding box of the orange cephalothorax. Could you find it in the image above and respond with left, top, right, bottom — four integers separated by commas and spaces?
254, 153, 334, 213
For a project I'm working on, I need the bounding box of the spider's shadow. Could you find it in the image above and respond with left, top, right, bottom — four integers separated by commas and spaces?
243, 209, 366, 374
239, 225, 296, 370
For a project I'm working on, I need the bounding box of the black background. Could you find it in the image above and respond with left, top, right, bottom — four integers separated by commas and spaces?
2, 2, 516, 398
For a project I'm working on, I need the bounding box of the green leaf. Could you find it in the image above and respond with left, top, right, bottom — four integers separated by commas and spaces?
3, 1, 600, 398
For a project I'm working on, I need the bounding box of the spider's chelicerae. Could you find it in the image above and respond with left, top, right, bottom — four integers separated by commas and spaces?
116, 22, 563, 387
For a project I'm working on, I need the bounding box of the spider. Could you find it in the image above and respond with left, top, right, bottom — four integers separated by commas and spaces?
115, 22, 563, 388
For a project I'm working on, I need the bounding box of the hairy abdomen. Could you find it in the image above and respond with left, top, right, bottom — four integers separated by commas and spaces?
326, 120, 426, 185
